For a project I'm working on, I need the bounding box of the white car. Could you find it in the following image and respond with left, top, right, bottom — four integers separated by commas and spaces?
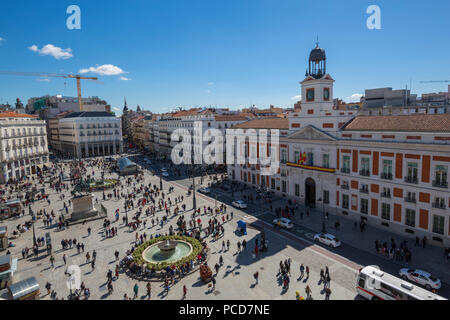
198, 187, 211, 194
161, 168, 167, 172
161, 172, 169, 177
399, 268, 442, 290
313, 233, 341, 248
232, 200, 247, 209
273, 218, 294, 229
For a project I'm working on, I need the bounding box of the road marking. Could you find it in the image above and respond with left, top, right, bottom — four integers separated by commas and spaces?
251, 219, 362, 272
304, 233, 315, 240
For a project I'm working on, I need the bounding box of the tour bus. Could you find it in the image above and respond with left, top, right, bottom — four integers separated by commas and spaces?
356, 265, 446, 300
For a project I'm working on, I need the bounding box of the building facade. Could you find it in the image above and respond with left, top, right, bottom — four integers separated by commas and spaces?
0, 112, 50, 183
58, 112, 123, 158
228, 45, 450, 247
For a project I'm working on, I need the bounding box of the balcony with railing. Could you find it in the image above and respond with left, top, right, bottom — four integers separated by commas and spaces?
404, 196, 416, 203
359, 186, 369, 194
340, 167, 350, 174
380, 172, 393, 180
404, 176, 418, 184
381, 191, 391, 198
432, 180, 448, 189
432, 200, 446, 210
359, 169, 370, 177
341, 184, 349, 190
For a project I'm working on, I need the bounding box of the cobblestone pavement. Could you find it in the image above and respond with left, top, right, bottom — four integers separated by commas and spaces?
0, 154, 427, 300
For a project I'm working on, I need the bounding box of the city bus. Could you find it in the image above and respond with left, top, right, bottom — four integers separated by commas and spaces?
356, 265, 446, 300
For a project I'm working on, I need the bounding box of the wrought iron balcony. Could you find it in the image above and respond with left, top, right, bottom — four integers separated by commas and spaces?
404, 196, 416, 203
432, 201, 446, 209
359, 187, 369, 194
340, 167, 350, 174
432, 180, 448, 189
404, 176, 418, 184
380, 172, 393, 180
359, 169, 370, 177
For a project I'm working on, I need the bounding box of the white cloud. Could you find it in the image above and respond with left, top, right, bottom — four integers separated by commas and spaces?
0, 37, 4, 42
28, 44, 73, 60
206, 90, 211, 94
36, 78, 50, 82
119, 76, 131, 81
207, 82, 214, 86
346, 93, 363, 102
112, 107, 120, 111
79, 64, 126, 76
291, 95, 302, 101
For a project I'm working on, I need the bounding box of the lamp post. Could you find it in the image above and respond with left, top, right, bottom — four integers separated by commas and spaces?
192, 169, 197, 211
32, 214, 37, 247
160, 176, 163, 190
124, 201, 128, 226
318, 197, 326, 233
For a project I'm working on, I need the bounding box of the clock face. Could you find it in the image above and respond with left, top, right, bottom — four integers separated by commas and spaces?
323, 88, 330, 100
306, 89, 315, 101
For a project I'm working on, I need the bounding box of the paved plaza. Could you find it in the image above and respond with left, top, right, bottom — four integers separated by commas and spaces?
1, 153, 449, 300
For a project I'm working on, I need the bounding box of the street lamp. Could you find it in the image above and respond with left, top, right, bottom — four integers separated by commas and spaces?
32, 215, 37, 247
160, 176, 163, 190
192, 169, 197, 211
124, 201, 128, 225
318, 197, 326, 233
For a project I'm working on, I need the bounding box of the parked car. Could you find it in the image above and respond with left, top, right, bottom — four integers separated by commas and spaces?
161, 168, 167, 172
198, 187, 211, 194
232, 200, 247, 209
161, 172, 169, 177
313, 233, 341, 248
399, 268, 442, 290
273, 218, 294, 229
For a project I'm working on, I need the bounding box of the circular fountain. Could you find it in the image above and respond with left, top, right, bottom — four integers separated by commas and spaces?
143, 239, 193, 264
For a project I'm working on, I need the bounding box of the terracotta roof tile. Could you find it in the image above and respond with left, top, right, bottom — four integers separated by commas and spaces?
0, 112, 37, 119
215, 115, 250, 121
343, 114, 450, 132
232, 118, 289, 130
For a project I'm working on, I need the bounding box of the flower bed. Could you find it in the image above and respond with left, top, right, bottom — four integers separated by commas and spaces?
132, 235, 203, 271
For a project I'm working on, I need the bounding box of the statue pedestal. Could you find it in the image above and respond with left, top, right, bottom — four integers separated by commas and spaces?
71, 195, 98, 221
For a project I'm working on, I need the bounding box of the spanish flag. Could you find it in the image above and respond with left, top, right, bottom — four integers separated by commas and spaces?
298, 152, 307, 165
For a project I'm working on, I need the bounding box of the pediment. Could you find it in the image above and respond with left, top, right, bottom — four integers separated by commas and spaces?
287, 125, 337, 141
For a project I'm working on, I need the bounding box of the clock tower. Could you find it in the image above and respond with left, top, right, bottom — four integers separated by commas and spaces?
300, 43, 334, 114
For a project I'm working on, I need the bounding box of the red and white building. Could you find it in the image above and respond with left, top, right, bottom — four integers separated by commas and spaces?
228, 45, 450, 246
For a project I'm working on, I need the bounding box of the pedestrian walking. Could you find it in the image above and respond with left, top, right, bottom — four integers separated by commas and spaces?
299, 264, 304, 278
305, 266, 310, 279
45, 282, 51, 295
49, 255, 55, 268
146, 282, 152, 299
133, 283, 139, 299
183, 285, 187, 299
63, 254, 66, 265
325, 287, 331, 300
305, 285, 312, 299
253, 271, 259, 285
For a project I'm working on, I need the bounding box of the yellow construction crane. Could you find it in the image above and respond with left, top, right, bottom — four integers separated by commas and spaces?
0, 71, 98, 111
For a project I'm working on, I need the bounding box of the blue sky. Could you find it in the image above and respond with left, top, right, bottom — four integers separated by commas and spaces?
0, 0, 449, 115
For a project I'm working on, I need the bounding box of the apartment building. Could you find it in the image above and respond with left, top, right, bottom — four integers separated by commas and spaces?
0, 112, 50, 183
58, 111, 123, 158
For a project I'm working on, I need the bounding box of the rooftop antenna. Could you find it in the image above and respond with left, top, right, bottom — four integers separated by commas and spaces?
316, 36, 319, 47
